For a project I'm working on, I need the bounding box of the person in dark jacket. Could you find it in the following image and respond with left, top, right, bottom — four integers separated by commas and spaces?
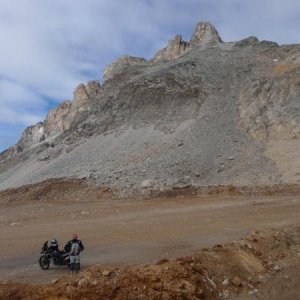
50, 239, 59, 251
64, 234, 84, 274
49, 239, 60, 261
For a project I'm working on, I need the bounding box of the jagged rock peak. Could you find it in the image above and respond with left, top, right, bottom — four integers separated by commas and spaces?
44, 100, 73, 135
73, 80, 101, 107
103, 56, 148, 81
235, 36, 259, 47
3, 80, 102, 157
190, 22, 222, 46
152, 35, 190, 63
85, 80, 101, 98
152, 22, 222, 63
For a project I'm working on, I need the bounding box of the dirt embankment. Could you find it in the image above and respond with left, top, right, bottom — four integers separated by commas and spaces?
1, 227, 299, 300
0, 179, 112, 205
1, 178, 300, 204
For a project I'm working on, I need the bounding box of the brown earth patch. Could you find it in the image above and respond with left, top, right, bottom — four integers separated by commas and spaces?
272, 63, 300, 74
0, 178, 112, 205
1, 178, 300, 205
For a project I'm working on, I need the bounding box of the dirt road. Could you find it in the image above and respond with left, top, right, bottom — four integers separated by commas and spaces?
0, 193, 299, 284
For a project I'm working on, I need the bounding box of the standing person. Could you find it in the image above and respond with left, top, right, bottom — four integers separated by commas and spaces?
64, 233, 84, 274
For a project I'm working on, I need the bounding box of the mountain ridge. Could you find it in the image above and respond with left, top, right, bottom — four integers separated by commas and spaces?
0, 22, 299, 195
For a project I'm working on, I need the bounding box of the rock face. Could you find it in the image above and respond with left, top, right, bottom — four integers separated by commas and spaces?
85, 80, 102, 98
239, 49, 300, 140
2, 80, 101, 160
239, 75, 300, 140
16, 122, 45, 150
190, 22, 222, 46
152, 35, 190, 62
152, 22, 222, 62
0, 21, 299, 193
103, 56, 148, 81
44, 101, 73, 135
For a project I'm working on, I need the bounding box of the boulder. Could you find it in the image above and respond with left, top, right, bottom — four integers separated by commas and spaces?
173, 176, 192, 189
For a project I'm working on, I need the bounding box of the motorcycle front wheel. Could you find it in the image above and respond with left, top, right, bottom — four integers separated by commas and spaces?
39, 255, 50, 270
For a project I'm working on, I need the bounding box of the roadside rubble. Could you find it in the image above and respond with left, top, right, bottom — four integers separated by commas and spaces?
0, 226, 299, 299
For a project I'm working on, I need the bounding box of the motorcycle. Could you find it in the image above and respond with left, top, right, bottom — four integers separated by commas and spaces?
39, 241, 70, 270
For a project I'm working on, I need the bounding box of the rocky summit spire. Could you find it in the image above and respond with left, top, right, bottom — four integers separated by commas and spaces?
151, 22, 222, 62
190, 22, 222, 46
151, 35, 190, 62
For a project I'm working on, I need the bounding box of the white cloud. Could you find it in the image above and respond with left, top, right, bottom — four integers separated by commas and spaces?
0, 78, 46, 127
0, 106, 41, 126
0, 0, 299, 151
0, 79, 44, 107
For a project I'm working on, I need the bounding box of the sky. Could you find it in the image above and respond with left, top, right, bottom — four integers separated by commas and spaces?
0, 0, 299, 152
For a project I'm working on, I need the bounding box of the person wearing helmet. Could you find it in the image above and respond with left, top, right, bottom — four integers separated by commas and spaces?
64, 234, 84, 274
49, 238, 60, 262
50, 239, 59, 251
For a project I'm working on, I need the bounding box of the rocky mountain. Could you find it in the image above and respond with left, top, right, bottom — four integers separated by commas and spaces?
0, 22, 299, 195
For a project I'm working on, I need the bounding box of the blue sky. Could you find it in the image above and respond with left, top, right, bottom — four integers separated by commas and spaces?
0, 0, 299, 152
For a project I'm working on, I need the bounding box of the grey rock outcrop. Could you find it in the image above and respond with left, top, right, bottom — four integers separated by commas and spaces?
44, 81, 101, 136
235, 36, 259, 47
239, 54, 300, 140
44, 101, 73, 136
45, 80, 101, 135
85, 80, 101, 98
73, 84, 90, 110
2, 80, 101, 159
152, 35, 190, 62
190, 22, 222, 46
103, 56, 148, 81
152, 22, 222, 63
173, 176, 193, 189
16, 122, 45, 150
73, 81, 101, 110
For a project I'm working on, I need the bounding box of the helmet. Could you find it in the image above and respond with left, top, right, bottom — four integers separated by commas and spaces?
50, 239, 58, 246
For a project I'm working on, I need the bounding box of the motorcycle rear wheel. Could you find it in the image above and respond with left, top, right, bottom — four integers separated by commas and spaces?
39, 255, 50, 270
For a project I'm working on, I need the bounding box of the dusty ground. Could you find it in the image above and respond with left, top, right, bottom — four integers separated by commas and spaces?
0, 180, 299, 299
